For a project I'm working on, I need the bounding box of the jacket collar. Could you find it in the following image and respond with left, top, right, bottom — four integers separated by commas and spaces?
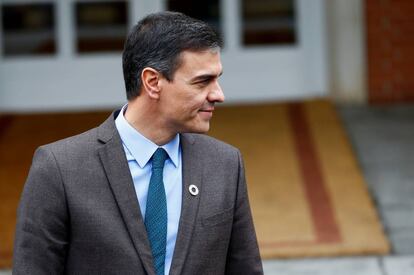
97, 111, 200, 275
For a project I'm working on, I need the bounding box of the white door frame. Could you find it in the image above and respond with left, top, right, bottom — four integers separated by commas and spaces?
0, 0, 328, 112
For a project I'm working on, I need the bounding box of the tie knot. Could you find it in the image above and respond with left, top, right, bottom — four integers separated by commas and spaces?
152, 148, 168, 169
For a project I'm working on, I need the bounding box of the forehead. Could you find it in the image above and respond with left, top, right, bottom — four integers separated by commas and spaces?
175, 50, 222, 77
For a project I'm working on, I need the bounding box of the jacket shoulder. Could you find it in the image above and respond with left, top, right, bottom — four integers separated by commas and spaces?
183, 133, 240, 155
40, 127, 99, 154
189, 133, 237, 147
39, 111, 117, 156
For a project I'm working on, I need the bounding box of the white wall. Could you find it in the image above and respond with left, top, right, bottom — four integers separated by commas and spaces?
0, 0, 329, 112
327, 0, 367, 104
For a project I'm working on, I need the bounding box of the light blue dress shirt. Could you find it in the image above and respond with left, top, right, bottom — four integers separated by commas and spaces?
115, 105, 182, 275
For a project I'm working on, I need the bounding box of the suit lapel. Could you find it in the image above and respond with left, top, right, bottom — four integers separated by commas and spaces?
169, 134, 202, 275
97, 113, 155, 275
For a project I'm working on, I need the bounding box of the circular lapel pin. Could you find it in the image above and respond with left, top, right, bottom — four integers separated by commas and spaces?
189, 184, 199, 196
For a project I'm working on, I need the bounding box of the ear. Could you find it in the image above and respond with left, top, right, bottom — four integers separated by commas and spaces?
141, 67, 161, 99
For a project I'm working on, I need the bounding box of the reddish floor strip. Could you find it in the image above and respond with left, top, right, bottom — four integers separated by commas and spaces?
288, 103, 342, 244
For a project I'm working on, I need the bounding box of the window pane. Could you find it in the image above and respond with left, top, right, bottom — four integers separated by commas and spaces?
167, 0, 222, 42
75, 1, 128, 53
1, 3, 56, 56
242, 0, 296, 46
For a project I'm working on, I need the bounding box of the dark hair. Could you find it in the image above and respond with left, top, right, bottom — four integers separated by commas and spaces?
122, 11, 223, 100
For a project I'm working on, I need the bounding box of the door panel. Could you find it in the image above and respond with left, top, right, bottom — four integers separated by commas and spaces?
0, 0, 327, 111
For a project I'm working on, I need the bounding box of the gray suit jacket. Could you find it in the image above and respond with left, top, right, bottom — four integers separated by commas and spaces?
13, 111, 263, 274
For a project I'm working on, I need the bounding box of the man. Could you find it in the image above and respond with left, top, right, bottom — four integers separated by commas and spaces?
13, 11, 263, 274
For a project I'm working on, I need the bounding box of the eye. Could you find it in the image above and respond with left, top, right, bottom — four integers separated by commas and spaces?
194, 79, 210, 87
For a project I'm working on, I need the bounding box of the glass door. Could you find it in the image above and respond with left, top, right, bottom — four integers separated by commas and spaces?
164, 0, 328, 103
0, 0, 327, 111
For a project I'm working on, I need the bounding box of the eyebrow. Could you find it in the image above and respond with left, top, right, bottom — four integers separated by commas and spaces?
190, 71, 223, 83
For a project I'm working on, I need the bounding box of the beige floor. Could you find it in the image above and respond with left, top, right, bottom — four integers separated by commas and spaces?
2, 103, 414, 274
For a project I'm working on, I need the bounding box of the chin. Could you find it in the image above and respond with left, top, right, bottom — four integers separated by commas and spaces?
191, 127, 209, 134
187, 122, 210, 134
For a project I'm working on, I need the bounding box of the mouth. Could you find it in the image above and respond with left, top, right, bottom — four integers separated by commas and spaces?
198, 108, 214, 120
198, 107, 214, 113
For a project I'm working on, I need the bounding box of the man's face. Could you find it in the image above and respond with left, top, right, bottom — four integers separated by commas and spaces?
158, 50, 224, 134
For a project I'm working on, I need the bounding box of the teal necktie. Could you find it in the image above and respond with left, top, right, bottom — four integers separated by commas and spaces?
145, 148, 168, 275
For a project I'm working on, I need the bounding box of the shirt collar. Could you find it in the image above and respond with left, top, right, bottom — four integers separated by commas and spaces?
115, 104, 180, 168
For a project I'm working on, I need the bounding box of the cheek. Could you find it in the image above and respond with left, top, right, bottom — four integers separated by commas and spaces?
166, 86, 207, 117
181, 94, 206, 113
167, 100, 197, 119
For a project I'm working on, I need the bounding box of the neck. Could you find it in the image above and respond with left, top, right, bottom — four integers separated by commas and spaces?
124, 98, 176, 146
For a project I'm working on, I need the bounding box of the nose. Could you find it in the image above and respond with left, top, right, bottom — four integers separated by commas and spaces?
208, 81, 225, 103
